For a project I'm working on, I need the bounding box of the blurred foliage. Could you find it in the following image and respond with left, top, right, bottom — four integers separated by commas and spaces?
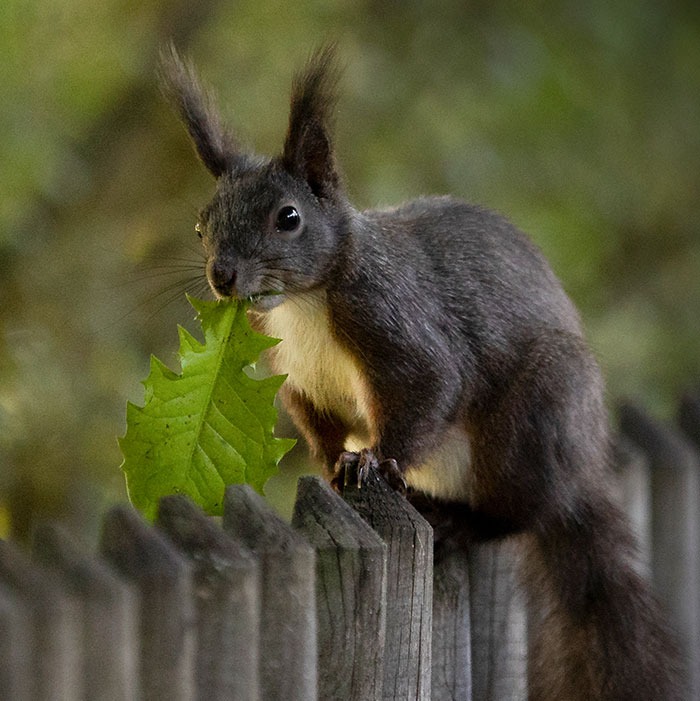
1, 0, 699, 538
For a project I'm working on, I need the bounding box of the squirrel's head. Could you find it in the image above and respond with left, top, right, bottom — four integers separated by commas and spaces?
161, 44, 349, 310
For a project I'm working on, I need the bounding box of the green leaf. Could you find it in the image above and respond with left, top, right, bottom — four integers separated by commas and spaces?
119, 296, 296, 520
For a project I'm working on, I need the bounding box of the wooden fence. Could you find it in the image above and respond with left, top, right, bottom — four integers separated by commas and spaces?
1, 390, 699, 700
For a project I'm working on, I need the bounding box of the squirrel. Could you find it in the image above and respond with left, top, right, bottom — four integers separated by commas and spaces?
161, 44, 685, 700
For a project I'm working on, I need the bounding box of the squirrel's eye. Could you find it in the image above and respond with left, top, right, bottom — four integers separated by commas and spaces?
195, 222, 203, 239
275, 205, 301, 233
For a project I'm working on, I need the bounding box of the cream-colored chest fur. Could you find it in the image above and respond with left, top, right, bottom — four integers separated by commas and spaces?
262, 292, 373, 437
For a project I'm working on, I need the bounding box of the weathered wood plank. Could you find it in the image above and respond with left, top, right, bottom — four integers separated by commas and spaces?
0, 538, 80, 700
0, 582, 31, 701
157, 495, 260, 701
469, 539, 527, 701
223, 484, 317, 701
293, 476, 387, 701
33, 522, 138, 701
612, 435, 652, 576
431, 540, 472, 701
620, 403, 700, 698
343, 468, 433, 701
100, 504, 195, 701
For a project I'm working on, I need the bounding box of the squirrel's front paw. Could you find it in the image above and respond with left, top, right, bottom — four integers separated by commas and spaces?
331, 449, 407, 495
331, 448, 377, 491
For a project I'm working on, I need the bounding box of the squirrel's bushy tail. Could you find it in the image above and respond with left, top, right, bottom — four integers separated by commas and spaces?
523, 492, 685, 701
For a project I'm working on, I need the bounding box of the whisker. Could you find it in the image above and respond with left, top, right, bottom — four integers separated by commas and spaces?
141, 256, 205, 266
144, 275, 212, 316
93, 275, 201, 333
187, 279, 213, 299
143, 287, 200, 323
95, 266, 206, 293
133, 265, 205, 275
181, 242, 208, 259
138, 274, 205, 304
97, 273, 200, 293
258, 275, 327, 316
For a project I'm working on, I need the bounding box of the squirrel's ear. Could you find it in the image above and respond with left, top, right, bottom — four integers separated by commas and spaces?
282, 45, 342, 199
159, 44, 248, 179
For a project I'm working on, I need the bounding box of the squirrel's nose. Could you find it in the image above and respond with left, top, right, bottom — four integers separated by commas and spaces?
207, 259, 238, 298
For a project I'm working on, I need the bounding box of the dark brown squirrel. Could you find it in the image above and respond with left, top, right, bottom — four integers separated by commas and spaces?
161, 44, 685, 700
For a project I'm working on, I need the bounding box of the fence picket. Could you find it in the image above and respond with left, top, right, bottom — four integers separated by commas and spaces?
0, 538, 81, 700
224, 484, 317, 701
432, 540, 472, 701
620, 403, 700, 698
343, 467, 433, 701
613, 436, 653, 576
157, 495, 261, 701
32, 522, 138, 701
293, 476, 388, 701
468, 539, 527, 701
0, 581, 31, 700
100, 504, 196, 701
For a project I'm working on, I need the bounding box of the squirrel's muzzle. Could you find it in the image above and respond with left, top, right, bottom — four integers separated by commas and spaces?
207, 259, 238, 298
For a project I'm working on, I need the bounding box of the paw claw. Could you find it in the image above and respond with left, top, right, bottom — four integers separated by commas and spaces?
378, 458, 407, 495
356, 449, 376, 487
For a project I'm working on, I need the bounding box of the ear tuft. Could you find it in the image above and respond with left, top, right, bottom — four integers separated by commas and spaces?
159, 43, 247, 178
282, 44, 343, 198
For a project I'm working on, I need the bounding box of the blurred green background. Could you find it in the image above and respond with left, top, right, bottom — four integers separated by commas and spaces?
1, 0, 699, 540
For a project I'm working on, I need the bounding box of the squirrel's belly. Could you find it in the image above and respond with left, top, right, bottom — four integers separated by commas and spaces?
262, 292, 373, 436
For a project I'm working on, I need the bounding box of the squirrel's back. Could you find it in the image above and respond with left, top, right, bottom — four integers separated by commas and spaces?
360, 194, 583, 356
